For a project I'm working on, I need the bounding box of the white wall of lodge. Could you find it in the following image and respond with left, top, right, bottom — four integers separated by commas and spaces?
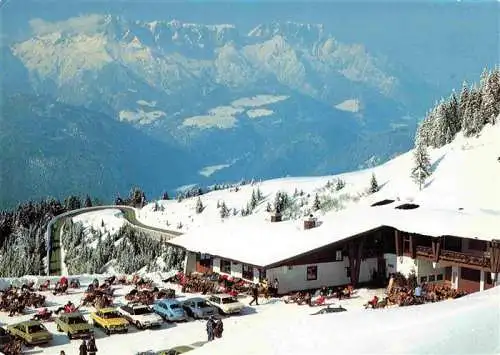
212, 258, 260, 284
266, 258, 379, 294
184, 252, 459, 293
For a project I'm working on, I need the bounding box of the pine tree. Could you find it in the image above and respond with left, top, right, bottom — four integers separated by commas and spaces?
444, 92, 460, 143
431, 100, 447, 147
256, 187, 263, 201
411, 138, 432, 190
463, 86, 484, 136
481, 69, 499, 124
335, 178, 345, 191
84, 195, 93, 208
369, 173, 379, 193
162, 191, 169, 200
65, 195, 81, 211
219, 201, 229, 218
250, 190, 258, 210
458, 81, 470, 123
312, 193, 321, 211
195, 197, 204, 214
266, 202, 272, 212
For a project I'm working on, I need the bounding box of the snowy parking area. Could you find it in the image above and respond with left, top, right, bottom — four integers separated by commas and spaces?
0, 276, 384, 354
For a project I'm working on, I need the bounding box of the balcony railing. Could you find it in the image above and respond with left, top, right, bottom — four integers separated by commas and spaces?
415, 246, 490, 268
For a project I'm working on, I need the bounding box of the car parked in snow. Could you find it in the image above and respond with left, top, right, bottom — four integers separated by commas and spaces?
153, 299, 187, 322
118, 303, 163, 329
54, 312, 93, 339
6, 320, 53, 346
182, 297, 217, 319
207, 294, 245, 315
90, 308, 129, 335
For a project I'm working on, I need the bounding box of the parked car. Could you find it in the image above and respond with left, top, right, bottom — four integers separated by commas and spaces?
153, 299, 187, 322
119, 302, 163, 329
207, 294, 245, 315
90, 307, 129, 335
0, 327, 12, 352
182, 297, 217, 319
55, 311, 93, 339
6, 320, 53, 346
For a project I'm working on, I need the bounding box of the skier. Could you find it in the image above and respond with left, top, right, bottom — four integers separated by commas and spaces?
249, 283, 259, 306
87, 335, 98, 355
79, 340, 88, 355
206, 316, 215, 341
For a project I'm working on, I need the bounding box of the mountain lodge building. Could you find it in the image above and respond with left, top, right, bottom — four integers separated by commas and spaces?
168, 200, 500, 295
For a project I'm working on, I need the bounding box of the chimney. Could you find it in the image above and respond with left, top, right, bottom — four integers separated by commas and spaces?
270, 211, 282, 223
304, 214, 317, 230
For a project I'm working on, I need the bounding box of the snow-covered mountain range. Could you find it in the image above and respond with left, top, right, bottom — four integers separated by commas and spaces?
1, 14, 430, 206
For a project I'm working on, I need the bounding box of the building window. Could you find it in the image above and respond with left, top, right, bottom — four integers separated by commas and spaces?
436, 274, 443, 281
420, 276, 427, 283
198, 253, 212, 268
428, 275, 436, 282
220, 259, 231, 274
468, 239, 486, 252
306, 266, 318, 281
403, 234, 410, 253
335, 250, 343, 261
242, 264, 253, 280
461, 267, 480, 282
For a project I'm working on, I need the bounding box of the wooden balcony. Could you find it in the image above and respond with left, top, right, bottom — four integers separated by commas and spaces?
415, 246, 490, 269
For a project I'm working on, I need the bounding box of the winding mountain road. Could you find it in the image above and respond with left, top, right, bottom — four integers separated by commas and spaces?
46, 205, 182, 276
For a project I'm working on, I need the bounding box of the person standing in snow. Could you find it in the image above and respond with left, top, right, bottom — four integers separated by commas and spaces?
273, 278, 279, 297
79, 340, 88, 355
87, 335, 98, 355
206, 316, 216, 341
215, 318, 224, 338
249, 283, 259, 306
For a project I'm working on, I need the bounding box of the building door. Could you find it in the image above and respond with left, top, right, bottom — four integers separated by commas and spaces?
458, 267, 481, 293
378, 257, 387, 280
195, 253, 213, 274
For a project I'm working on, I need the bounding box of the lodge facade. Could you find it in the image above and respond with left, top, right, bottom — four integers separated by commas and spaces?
180, 223, 500, 295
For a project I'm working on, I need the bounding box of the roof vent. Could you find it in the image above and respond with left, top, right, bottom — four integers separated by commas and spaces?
371, 199, 395, 207
304, 214, 317, 230
270, 211, 282, 222
395, 203, 420, 210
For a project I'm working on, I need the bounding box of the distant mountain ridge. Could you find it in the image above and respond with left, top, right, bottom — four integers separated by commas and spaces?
2, 14, 432, 206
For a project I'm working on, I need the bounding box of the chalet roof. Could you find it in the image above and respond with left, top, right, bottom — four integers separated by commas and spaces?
168, 203, 500, 268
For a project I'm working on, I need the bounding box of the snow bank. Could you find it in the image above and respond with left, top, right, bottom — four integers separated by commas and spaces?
72, 208, 126, 238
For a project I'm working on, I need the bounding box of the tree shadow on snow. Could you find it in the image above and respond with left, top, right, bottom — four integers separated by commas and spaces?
430, 153, 446, 173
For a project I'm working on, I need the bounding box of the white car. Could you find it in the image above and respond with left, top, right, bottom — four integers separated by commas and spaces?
207, 294, 245, 315
118, 303, 163, 329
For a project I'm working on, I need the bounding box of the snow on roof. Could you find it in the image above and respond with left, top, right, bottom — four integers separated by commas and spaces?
168, 204, 500, 267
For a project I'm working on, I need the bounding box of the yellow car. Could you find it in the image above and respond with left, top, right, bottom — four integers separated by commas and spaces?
90, 308, 129, 335
6, 320, 52, 346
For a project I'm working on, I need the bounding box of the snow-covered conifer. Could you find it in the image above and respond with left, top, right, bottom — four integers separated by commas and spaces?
369, 173, 379, 193
219, 201, 229, 218
411, 138, 432, 190
195, 197, 203, 214
313, 193, 321, 211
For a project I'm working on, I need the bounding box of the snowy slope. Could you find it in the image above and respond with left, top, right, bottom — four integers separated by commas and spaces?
136, 122, 500, 235
192, 286, 500, 355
